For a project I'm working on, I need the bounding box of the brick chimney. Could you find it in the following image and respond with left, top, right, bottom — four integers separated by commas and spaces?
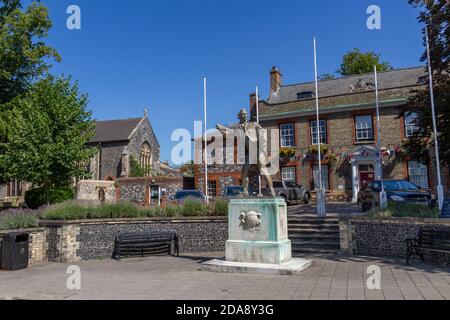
249, 92, 257, 120
270, 66, 282, 95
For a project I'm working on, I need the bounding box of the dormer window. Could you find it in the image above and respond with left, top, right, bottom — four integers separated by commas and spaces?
418, 76, 428, 85
297, 91, 315, 100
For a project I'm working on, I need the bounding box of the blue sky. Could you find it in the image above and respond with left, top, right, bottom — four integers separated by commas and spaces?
34, 0, 425, 163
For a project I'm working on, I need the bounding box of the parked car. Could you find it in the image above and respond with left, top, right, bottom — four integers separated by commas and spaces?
263, 181, 311, 205
357, 179, 436, 212
221, 186, 257, 198
222, 186, 245, 198
169, 190, 206, 204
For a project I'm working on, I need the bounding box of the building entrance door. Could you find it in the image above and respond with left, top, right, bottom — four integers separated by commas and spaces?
149, 185, 161, 207
359, 164, 375, 188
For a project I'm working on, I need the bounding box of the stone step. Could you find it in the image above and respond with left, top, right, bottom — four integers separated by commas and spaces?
292, 247, 342, 255
288, 220, 340, 226
288, 224, 339, 230
291, 240, 340, 248
288, 228, 340, 234
289, 234, 340, 240
288, 217, 340, 222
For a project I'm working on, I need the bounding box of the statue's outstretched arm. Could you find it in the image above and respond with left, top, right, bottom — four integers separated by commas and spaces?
216, 124, 234, 136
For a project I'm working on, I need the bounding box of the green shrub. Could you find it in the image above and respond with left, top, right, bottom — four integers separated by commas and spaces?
165, 205, 182, 217
0, 211, 39, 230
129, 156, 145, 177
213, 198, 228, 216
40, 199, 223, 221
25, 186, 74, 209
41, 202, 88, 220
153, 206, 163, 217
138, 207, 155, 218
367, 203, 439, 219
100, 202, 140, 219
182, 199, 206, 216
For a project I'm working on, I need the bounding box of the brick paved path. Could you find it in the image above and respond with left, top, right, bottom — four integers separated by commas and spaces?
1, 253, 449, 300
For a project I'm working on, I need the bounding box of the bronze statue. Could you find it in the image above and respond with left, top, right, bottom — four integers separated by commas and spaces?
217, 109, 276, 197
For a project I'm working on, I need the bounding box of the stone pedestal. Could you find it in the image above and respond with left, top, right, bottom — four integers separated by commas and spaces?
226, 198, 291, 264
202, 198, 311, 275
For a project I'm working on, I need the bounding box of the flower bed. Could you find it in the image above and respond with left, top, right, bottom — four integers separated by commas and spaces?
0, 208, 40, 230
366, 203, 439, 219
40, 199, 228, 220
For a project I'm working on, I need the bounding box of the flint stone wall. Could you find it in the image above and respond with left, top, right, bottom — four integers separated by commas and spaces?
40, 217, 227, 262
340, 218, 450, 263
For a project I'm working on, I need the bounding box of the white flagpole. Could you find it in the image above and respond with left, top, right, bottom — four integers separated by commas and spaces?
313, 37, 326, 217
374, 66, 387, 208
256, 86, 262, 197
425, 28, 444, 211
203, 77, 209, 204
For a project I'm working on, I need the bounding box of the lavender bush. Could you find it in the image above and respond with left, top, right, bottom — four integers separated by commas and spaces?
0, 208, 40, 230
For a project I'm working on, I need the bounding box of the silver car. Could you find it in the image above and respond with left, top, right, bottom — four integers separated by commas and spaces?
263, 181, 311, 205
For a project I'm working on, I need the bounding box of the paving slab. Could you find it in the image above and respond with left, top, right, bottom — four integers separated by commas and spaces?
0, 252, 449, 300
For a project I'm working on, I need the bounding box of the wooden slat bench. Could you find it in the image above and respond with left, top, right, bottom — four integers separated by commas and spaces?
113, 231, 179, 260
406, 227, 450, 265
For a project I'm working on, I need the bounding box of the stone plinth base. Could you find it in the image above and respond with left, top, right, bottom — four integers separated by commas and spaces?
226, 239, 292, 265
201, 258, 312, 276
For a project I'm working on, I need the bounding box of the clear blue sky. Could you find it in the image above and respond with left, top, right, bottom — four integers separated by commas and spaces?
34, 0, 425, 162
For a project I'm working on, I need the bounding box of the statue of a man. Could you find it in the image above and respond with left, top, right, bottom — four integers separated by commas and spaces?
217, 109, 276, 197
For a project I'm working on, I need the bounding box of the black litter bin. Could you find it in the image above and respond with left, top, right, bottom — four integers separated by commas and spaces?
0, 232, 29, 271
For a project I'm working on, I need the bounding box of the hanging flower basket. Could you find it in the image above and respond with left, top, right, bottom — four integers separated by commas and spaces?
279, 147, 296, 162
394, 146, 410, 162
309, 144, 329, 155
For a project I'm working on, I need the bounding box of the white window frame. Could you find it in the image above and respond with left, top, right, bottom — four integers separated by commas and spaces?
408, 161, 429, 189
404, 112, 419, 138
280, 123, 295, 147
355, 115, 374, 141
281, 167, 296, 182
311, 120, 327, 145
313, 165, 329, 190
207, 180, 217, 197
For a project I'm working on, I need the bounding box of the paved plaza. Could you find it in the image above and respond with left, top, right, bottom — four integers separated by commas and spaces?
1, 252, 449, 300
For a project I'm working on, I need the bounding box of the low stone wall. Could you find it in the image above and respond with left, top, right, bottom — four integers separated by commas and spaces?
76, 180, 116, 202
117, 177, 183, 206
0, 228, 47, 265
40, 217, 227, 262
340, 218, 450, 263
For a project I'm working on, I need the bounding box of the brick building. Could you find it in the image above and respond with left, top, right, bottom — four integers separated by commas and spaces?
255, 66, 449, 202
194, 66, 449, 202
194, 123, 244, 198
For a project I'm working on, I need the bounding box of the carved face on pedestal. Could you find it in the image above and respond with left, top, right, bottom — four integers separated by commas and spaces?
239, 211, 262, 233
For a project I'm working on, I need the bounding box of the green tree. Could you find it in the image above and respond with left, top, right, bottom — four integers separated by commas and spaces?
0, 76, 95, 188
318, 73, 336, 81
0, 0, 60, 156
402, 0, 450, 166
179, 161, 195, 177
337, 49, 392, 76
0, 0, 60, 105
129, 156, 145, 177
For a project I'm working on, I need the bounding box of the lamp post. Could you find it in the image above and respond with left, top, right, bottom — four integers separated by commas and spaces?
374, 66, 387, 209
425, 28, 444, 211
256, 86, 263, 197
203, 77, 209, 204
313, 37, 326, 218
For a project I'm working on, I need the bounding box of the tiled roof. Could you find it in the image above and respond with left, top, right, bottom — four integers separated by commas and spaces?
89, 118, 142, 143
267, 66, 426, 104
260, 67, 427, 119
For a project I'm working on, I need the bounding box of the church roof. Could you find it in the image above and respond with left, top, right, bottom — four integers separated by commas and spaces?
89, 117, 143, 143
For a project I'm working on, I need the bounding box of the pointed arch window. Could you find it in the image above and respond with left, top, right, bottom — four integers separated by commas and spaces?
140, 142, 153, 176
